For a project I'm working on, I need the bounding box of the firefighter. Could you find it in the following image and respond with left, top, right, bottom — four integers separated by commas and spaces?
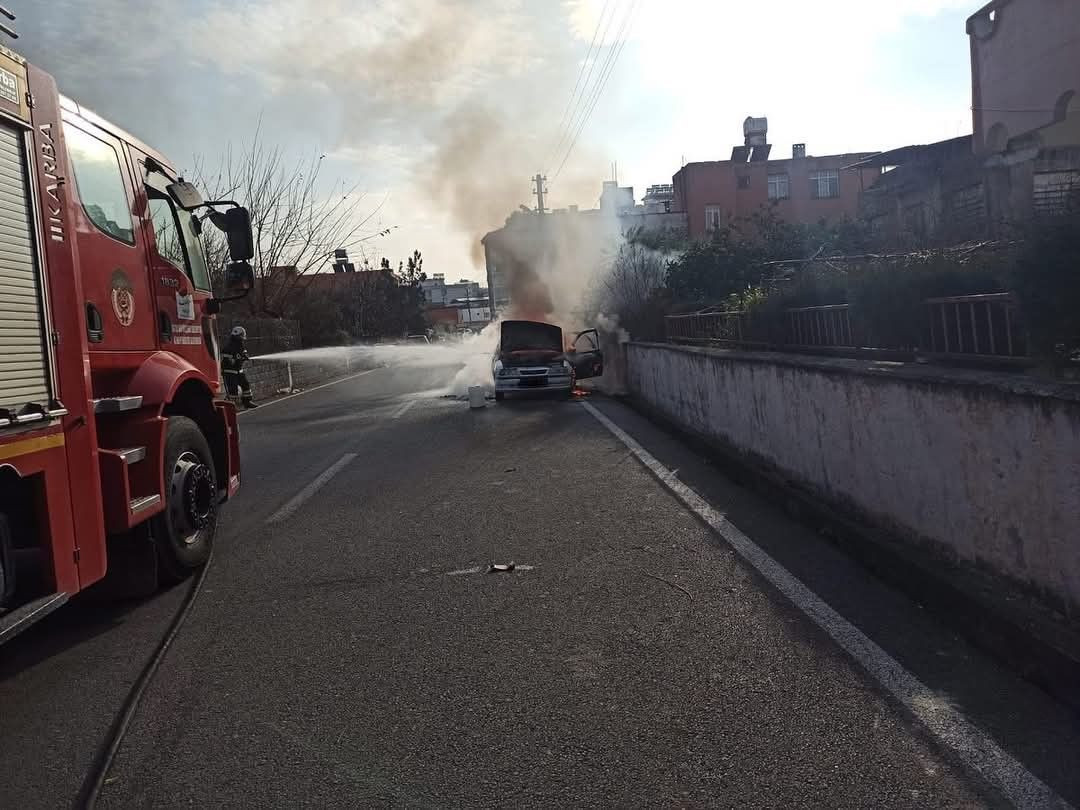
222, 326, 257, 409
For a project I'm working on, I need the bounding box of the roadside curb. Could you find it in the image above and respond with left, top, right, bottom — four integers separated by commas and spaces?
619, 393, 1080, 714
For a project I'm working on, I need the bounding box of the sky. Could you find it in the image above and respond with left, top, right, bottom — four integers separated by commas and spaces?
13, 0, 976, 282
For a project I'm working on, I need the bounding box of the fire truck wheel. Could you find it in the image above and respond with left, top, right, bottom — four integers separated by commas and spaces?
153, 416, 218, 584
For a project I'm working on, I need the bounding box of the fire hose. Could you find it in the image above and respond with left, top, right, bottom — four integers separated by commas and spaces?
73, 544, 216, 809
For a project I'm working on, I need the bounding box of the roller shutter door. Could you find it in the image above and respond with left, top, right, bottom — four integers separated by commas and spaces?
0, 122, 48, 411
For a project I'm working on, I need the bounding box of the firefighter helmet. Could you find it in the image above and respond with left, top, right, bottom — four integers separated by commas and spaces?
230, 326, 247, 340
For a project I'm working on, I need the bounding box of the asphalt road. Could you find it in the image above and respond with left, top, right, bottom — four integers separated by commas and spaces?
2, 358, 1079, 808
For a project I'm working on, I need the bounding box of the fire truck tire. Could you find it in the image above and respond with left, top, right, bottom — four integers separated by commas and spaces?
153, 416, 218, 584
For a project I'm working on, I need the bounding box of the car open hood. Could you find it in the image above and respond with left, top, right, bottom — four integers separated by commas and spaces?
499, 321, 564, 361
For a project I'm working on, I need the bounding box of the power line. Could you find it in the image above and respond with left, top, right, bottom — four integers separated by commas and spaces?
546, 0, 615, 170
545, 0, 622, 174
553, 0, 640, 180
552, 0, 642, 181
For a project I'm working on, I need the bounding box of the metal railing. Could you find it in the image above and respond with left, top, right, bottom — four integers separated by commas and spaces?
785, 304, 854, 349
926, 293, 1025, 359
665, 310, 749, 344
665, 294, 1031, 367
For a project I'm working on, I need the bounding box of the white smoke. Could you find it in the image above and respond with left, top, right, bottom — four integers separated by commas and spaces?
252, 324, 501, 397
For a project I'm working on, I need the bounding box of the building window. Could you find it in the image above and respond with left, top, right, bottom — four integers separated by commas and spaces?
1033, 170, 1080, 215
65, 125, 134, 244
737, 175, 751, 190
904, 203, 931, 236
809, 170, 840, 199
949, 184, 986, 227
704, 205, 723, 232
768, 173, 790, 200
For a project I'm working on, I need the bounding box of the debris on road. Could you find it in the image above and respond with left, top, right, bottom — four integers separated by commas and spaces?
488, 562, 516, 573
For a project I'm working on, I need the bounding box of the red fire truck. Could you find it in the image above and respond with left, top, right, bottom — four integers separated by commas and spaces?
0, 36, 256, 642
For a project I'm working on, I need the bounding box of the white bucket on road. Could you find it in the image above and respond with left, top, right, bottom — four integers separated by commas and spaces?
468, 386, 485, 409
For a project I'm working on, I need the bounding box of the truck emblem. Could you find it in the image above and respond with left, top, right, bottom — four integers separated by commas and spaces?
109, 269, 135, 327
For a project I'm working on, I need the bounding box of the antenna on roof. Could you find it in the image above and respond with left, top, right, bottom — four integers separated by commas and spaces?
0, 6, 16, 40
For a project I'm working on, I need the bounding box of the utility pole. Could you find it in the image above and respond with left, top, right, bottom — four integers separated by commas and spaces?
532, 173, 548, 214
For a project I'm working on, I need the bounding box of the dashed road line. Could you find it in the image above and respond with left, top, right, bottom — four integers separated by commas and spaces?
266, 453, 358, 524
391, 399, 417, 419
580, 400, 1068, 810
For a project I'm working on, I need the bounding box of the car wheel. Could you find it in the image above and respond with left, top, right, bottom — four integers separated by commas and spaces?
152, 416, 218, 584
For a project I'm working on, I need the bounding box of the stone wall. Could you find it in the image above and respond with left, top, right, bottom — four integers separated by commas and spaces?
626, 342, 1080, 615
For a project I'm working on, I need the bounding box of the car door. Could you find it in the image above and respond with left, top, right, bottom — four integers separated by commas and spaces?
567, 328, 604, 379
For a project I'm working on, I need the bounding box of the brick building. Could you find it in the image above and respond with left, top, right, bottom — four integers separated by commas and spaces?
970, 0, 1080, 220
672, 118, 881, 240
969, 0, 1080, 156
857, 0, 1080, 242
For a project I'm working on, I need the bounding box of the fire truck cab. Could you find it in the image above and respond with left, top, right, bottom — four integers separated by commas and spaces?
0, 42, 255, 642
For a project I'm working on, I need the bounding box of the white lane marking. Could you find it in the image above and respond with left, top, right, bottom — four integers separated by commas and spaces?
238, 369, 379, 417
266, 453, 358, 524
580, 400, 1068, 810
446, 566, 486, 576
444, 564, 536, 576
391, 399, 417, 419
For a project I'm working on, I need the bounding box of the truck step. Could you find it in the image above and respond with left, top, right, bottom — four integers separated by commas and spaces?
130, 494, 161, 515
0, 592, 69, 645
116, 446, 146, 465
92, 396, 143, 414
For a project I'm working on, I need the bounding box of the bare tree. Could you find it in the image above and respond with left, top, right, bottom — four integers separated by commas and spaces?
193, 126, 390, 316
599, 242, 667, 318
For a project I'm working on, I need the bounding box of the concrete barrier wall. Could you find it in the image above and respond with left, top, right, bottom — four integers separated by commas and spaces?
242, 355, 374, 401
627, 343, 1080, 615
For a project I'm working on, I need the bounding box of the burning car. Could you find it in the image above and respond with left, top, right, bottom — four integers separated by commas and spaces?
492, 320, 604, 401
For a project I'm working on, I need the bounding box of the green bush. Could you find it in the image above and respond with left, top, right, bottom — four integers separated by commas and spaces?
847, 254, 1007, 349
1011, 210, 1080, 361
658, 200, 1080, 362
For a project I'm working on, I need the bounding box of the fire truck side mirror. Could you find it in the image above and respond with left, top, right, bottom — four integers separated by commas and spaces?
224, 206, 254, 262
224, 261, 255, 294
